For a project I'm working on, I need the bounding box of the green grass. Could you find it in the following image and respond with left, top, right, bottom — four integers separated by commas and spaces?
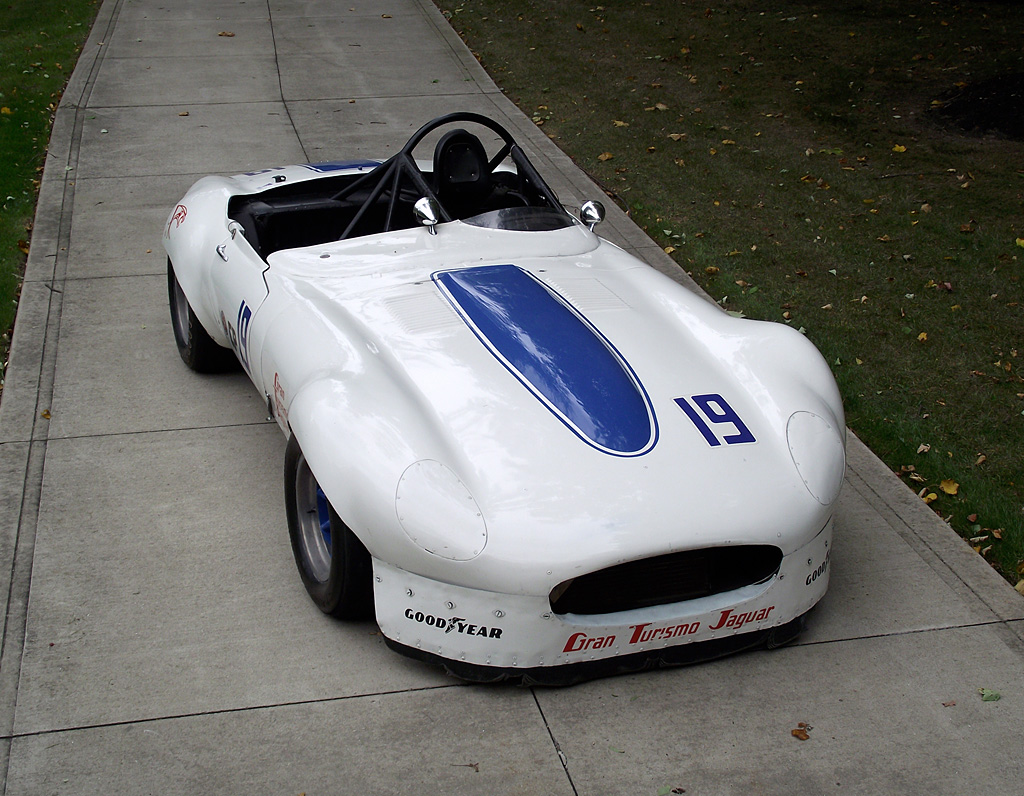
0, 0, 99, 389
437, 0, 1024, 584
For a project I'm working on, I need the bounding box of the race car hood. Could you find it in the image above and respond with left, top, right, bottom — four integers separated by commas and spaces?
266, 221, 845, 592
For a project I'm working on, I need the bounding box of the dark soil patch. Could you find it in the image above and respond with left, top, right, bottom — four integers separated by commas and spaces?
934, 73, 1024, 140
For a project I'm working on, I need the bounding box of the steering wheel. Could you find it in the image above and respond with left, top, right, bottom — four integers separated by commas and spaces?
330, 113, 545, 241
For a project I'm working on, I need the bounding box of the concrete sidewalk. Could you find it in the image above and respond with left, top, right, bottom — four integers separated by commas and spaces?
1, 0, 1021, 793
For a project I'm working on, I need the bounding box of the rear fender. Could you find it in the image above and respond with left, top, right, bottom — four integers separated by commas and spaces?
163, 177, 238, 347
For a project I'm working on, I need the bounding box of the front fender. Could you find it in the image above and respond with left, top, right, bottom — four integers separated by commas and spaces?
284, 374, 475, 572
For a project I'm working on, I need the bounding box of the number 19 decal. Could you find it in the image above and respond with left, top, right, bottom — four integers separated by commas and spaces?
674, 393, 756, 446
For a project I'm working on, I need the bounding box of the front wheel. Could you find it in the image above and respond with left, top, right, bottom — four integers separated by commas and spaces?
167, 258, 236, 372
284, 435, 374, 619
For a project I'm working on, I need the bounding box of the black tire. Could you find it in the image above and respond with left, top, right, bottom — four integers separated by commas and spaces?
167, 258, 237, 373
284, 435, 374, 619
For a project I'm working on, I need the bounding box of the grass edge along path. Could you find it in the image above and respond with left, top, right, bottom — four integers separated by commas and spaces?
0, 0, 100, 399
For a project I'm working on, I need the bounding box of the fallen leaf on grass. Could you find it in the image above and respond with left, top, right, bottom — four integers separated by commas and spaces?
597, 152, 614, 162
1016, 580, 1024, 596
0, 107, 12, 115
1016, 238, 1024, 248
918, 443, 931, 454
668, 133, 687, 141
612, 119, 629, 127
917, 332, 928, 342
920, 491, 938, 504
892, 144, 907, 153
940, 479, 959, 495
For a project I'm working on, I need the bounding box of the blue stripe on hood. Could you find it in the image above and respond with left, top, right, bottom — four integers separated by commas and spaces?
435, 264, 657, 456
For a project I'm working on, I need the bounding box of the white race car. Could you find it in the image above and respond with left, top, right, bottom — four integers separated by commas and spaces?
164, 113, 845, 684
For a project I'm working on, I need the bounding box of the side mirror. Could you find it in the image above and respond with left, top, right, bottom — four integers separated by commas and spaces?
414, 196, 442, 235
580, 200, 605, 231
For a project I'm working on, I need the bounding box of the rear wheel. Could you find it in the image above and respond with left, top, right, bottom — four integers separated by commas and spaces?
284, 435, 374, 619
167, 258, 236, 372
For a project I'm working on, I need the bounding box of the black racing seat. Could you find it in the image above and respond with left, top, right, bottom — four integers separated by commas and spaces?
432, 129, 491, 219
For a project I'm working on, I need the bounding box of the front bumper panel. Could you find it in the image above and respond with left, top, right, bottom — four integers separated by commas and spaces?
372, 518, 831, 679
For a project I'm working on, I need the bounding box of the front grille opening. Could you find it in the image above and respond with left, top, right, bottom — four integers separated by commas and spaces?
549, 545, 783, 616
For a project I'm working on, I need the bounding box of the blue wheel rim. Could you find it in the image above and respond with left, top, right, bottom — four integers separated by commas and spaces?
316, 486, 332, 550
295, 453, 332, 582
